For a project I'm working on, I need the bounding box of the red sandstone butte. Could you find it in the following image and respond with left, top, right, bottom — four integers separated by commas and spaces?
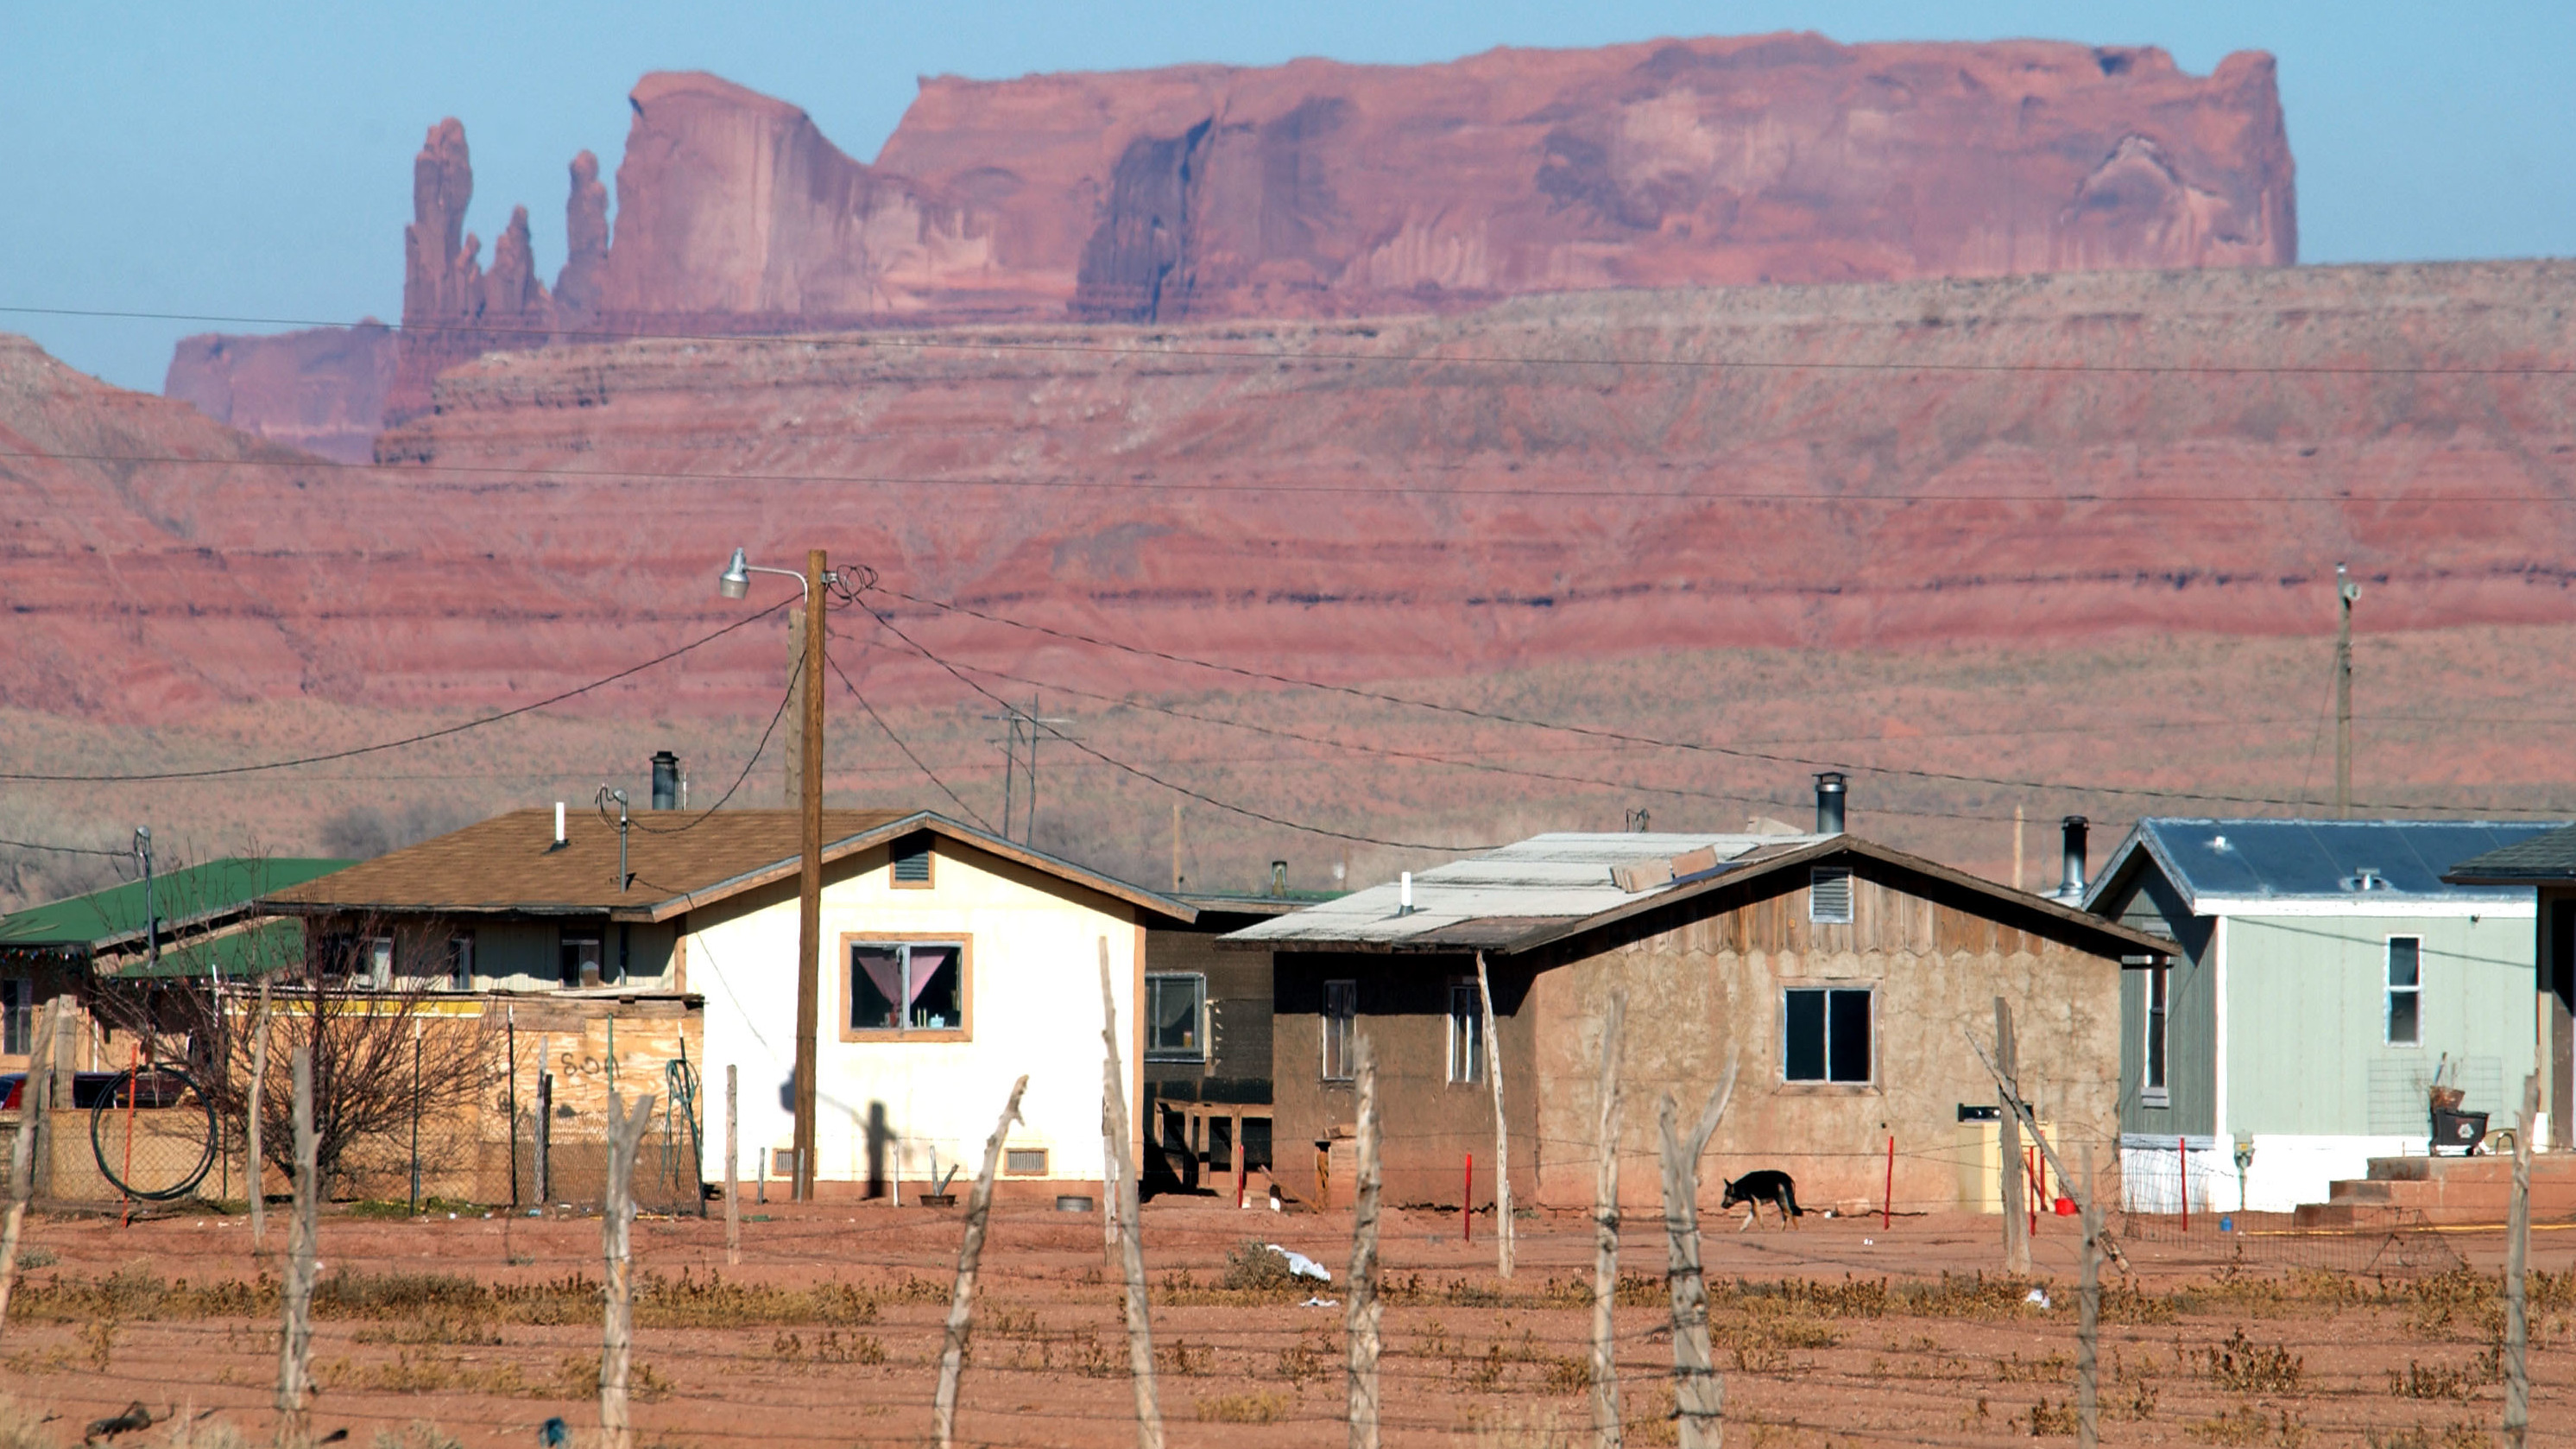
169, 32, 2293, 446
162, 322, 395, 464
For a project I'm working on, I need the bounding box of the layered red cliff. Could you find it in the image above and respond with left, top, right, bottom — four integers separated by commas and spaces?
31, 260, 2575, 728
167, 33, 2293, 445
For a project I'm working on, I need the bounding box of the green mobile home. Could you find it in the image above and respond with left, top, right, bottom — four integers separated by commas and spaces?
2084, 819, 2553, 1212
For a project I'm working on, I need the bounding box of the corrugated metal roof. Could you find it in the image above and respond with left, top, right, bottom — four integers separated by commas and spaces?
2085, 819, 2563, 914
1228, 832, 1825, 947
0, 857, 350, 952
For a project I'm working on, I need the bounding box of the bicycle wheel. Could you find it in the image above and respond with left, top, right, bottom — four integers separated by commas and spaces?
91, 1065, 218, 1201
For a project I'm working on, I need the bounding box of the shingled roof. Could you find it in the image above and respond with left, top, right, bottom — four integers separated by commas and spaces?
262, 807, 1195, 925
2443, 822, 2576, 884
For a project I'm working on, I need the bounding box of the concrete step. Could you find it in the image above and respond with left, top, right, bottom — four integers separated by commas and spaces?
2300, 1152, 2576, 1227
2364, 1154, 2576, 1183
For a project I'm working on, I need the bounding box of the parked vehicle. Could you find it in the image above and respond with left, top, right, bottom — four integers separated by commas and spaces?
0, 1069, 192, 1110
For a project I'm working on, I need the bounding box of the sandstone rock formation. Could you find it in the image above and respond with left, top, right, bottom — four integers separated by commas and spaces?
161, 321, 395, 463
170, 33, 2295, 446
43, 261, 2575, 729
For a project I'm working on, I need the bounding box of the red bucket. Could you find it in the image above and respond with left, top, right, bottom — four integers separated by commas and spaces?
2052, 1197, 2077, 1217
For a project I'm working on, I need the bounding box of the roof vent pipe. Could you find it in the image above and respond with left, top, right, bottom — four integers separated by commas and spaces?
552, 801, 566, 849
2060, 816, 2090, 899
1399, 871, 1414, 916
651, 750, 680, 810
1815, 772, 1847, 835
1271, 860, 1289, 898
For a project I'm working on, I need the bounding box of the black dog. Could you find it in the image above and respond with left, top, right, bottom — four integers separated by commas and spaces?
1720, 1170, 1804, 1230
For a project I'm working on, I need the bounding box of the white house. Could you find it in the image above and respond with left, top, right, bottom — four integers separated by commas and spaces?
266, 804, 1196, 1199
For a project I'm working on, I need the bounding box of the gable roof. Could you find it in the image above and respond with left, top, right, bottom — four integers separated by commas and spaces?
2083, 819, 2560, 915
0, 857, 350, 958
1225, 831, 2168, 960
2443, 822, 2576, 884
260, 808, 1194, 925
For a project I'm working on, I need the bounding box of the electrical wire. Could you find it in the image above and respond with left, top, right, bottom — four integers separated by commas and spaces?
0, 598, 789, 784
620, 658, 802, 837
9, 301, 2574, 377
0, 835, 133, 857
867, 581, 2573, 818
822, 648, 994, 832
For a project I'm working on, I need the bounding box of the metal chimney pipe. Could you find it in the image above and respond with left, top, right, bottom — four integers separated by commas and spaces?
1271, 860, 1289, 898
1399, 871, 1414, 915
552, 801, 566, 849
651, 750, 680, 810
1815, 772, 1847, 834
2060, 816, 2090, 898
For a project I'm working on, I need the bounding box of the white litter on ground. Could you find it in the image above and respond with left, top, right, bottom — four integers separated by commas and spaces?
1266, 1244, 1333, 1281
2025, 1288, 2052, 1309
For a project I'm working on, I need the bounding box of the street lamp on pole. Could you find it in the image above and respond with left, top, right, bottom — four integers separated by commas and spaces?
719, 544, 833, 1203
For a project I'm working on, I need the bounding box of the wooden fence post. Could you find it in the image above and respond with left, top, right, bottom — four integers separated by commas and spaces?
2505, 1071, 2535, 1449
1347, 1035, 1383, 1449
599, 1086, 657, 1449
1966, 1031, 2130, 1274
1476, 952, 1514, 1278
936, 1073, 1028, 1449
2077, 1145, 2099, 1449
248, 980, 270, 1252
1998, 997, 2029, 1275
534, 1071, 552, 1207
1592, 993, 1626, 1449
1098, 939, 1164, 1449
1657, 1062, 1738, 1449
0, 998, 59, 1340
277, 1045, 319, 1446
724, 1065, 742, 1269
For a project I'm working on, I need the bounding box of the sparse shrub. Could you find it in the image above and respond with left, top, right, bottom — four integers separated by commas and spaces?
2188, 1406, 2307, 1446
2390, 1360, 2471, 1400
2200, 1326, 2301, 1394
2021, 1398, 2079, 1436
1196, 1391, 1288, 1424
1221, 1240, 1296, 1292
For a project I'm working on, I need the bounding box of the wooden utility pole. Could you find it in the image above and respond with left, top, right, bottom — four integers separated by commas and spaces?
0, 999, 58, 1338
248, 981, 270, 1251
1475, 952, 1514, 1277
1097, 940, 1164, 1449
792, 547, 828, 1201
2012, 806, 2026, 894
937, 1075, 1028, 1449
784, 606, 807, 807
2335, 563, 2360, 819
599, 1088, 657, 1449
1967, 1030, 2130, 1273
724, 1065, 742, 1268
1657, 1063, 1737, 1449
1998, 998, 2029, 1275
278, 1047, 319, 1445
1347, 1036, 1383, 1449
2077, 1145, 2099, 1449
2506, 1072, 2536, 1448
1170, 800, 1182, 893
1591, 994, 1626, 1449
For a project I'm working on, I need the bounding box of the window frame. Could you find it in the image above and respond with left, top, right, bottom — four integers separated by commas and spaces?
890, 838, 936, 889
1145, 972, 1209, 1063
2385, 935, 2423, 1047
558, 931, 603, 988
1321, 979, 1358, 1082
1780, 984, 1874, 1086
446, 933, 475, 992
1446, 980, 1482, 1085
1809, 867, 1855, 925
2142, 964, 2171, 1106
840, 933, 974, 1041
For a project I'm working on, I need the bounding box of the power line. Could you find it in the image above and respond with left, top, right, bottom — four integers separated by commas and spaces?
822, 647, 994, 832
0, 834, 132, 857
849, 603, 1500, 852
621, 658, 802, 835
14, 443, 2556, 506
9, 300, 2573, 377
0, 598, 789, 783
868, 581, 2567, 818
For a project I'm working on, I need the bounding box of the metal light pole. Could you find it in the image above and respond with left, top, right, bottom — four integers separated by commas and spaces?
720, 546, 831, 1202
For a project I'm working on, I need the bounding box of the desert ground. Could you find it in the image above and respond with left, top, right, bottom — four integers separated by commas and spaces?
0, 1191, 2567, 1448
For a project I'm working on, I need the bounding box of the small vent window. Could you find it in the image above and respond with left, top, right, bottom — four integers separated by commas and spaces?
1809, 868, 1854, 925
893, 839, 933, 884
1004, 1148, 1049, 1176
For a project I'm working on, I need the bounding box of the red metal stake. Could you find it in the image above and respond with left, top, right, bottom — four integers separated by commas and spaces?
1463, 1153, 1474, 1243
120, 1042, 139, 1228
1881, 1136, 1894, 1231
2178, 1136, 2188, 1230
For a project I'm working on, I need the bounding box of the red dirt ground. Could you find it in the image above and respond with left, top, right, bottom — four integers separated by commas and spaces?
3, 1195, 2569, 1447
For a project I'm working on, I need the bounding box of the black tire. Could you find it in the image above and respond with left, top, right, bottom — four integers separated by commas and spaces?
90, 1065, 218, 1202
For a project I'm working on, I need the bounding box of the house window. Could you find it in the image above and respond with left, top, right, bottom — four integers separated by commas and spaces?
365, 937, 394, 989
1784, 986, 1872, 1084
1809, 868, 1854, 925
1, 979, 28, 1056
2387, 937, 2422, 1046
1146, 974, 1206, 1062
559, 933, 602, 987
2144, 965, 2170, 1105
1447, 982, 1482, 1084
848, 940, 967, 1035
447, 934, 475, 992
1321, 979, 1357, 1081
1004, 1148, 1049, 1176
891, 838, 934, 888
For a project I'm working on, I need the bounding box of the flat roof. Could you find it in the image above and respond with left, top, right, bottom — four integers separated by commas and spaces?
2086, 819, 2561, 914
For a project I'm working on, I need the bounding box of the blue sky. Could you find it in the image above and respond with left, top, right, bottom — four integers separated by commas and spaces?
3, 2, 2569, 392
